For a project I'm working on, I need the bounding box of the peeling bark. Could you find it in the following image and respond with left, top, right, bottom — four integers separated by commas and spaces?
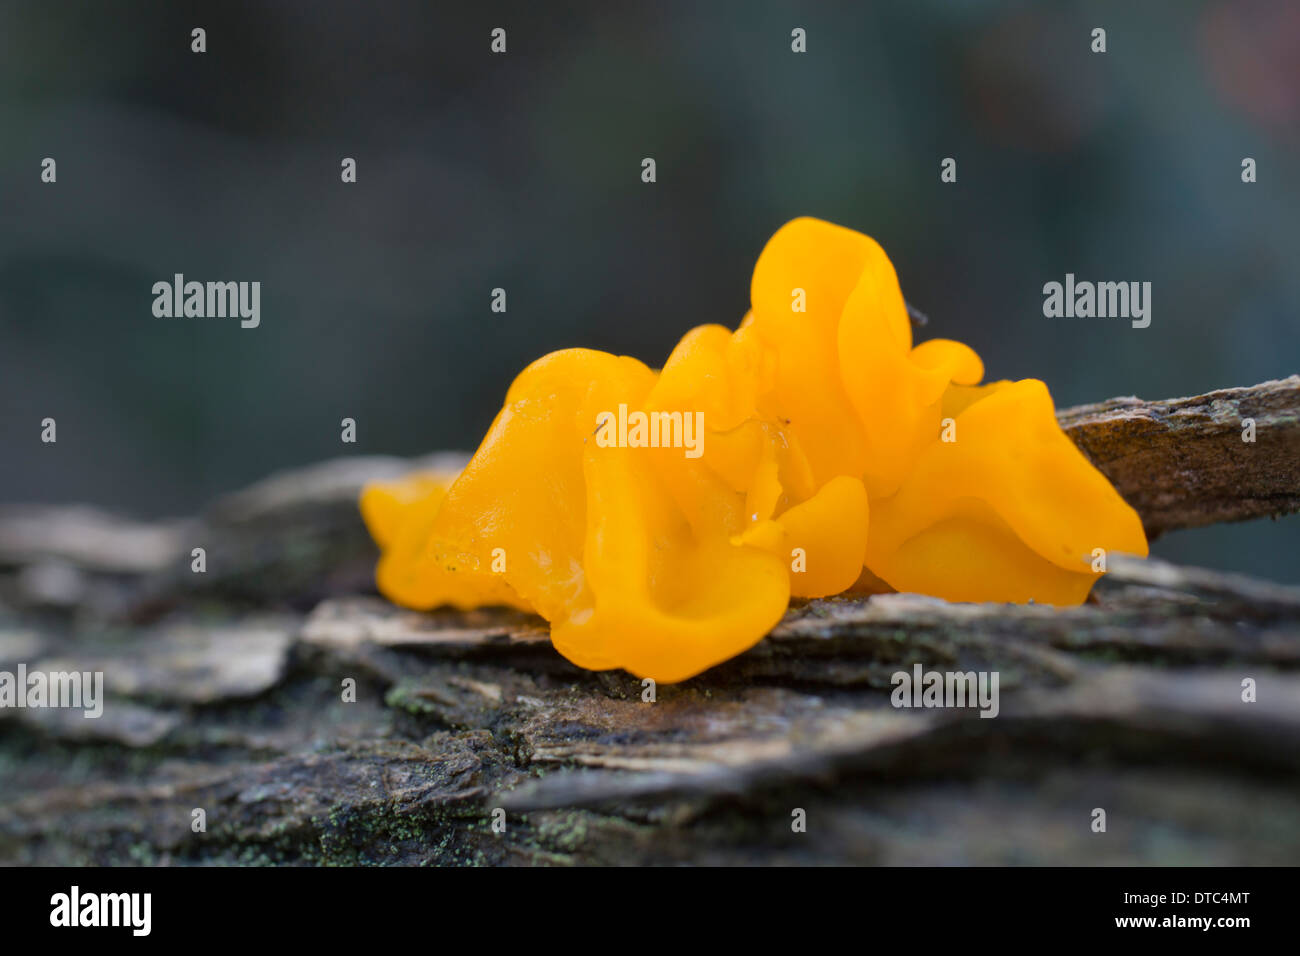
1, 380, 1298, 865
1059, 375, 1300, 537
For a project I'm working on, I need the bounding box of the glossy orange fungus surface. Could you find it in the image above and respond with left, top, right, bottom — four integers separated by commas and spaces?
361, 218, 1148, 682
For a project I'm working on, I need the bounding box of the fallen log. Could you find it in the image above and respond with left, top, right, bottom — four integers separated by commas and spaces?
0, 379, 1297, 865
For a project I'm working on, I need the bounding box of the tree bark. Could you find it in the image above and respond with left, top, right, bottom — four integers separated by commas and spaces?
1059, 375, 1300, 537
1, 380, 1298, 865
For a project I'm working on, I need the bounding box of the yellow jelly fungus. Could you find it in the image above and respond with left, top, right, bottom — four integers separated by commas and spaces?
359, 217, 1149, 682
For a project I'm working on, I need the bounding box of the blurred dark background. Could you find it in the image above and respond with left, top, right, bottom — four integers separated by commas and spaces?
2, 0, 1298, 579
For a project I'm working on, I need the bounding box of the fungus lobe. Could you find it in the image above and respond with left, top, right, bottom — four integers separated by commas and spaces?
361, 218, 1148, 682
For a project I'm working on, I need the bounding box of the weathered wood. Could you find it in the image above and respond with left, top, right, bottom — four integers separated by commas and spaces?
1, 379, 1298, 865
1059, 375, 1300, 537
